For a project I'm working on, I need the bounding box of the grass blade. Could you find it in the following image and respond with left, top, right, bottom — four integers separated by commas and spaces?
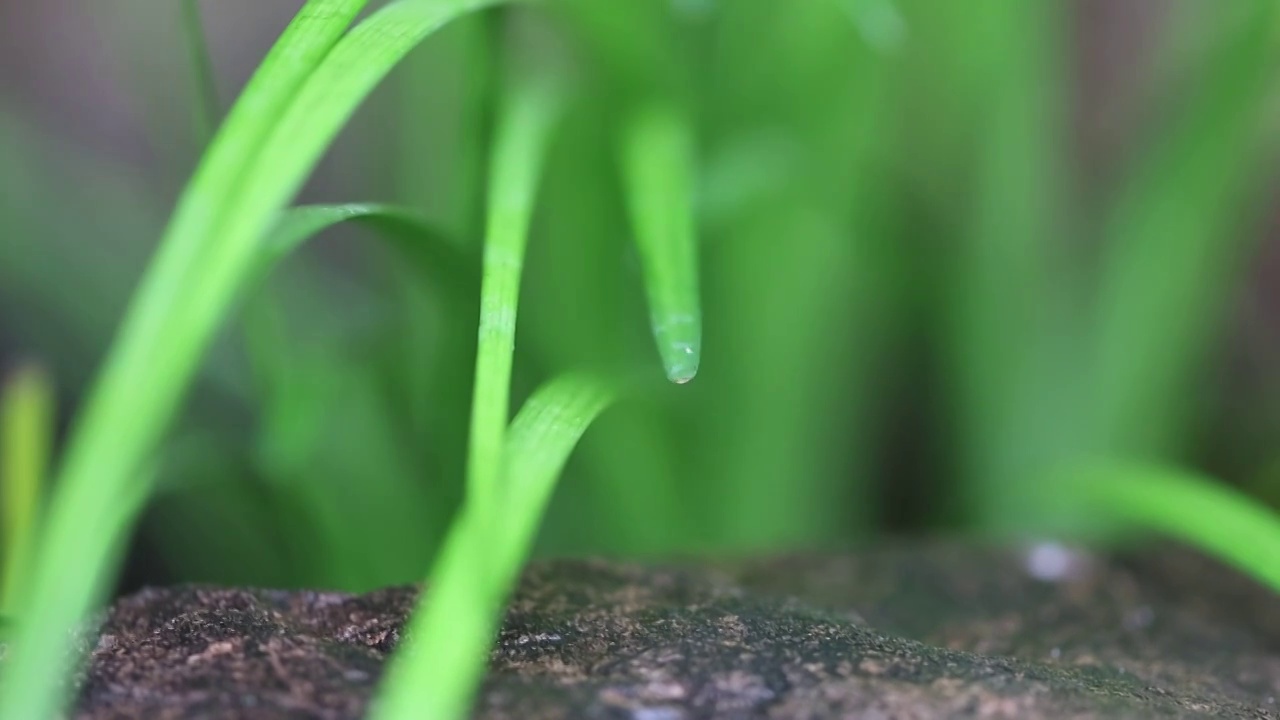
180, 0, 220, 147
466, 67, 564, 522
942, 1, 1073, 530
520, 100, 690, 554
620, 101, 703, 383
0, 365, 53, 616
1089, 1, 1280, 457
256, 203, 476, 293
839, 0, 906, 53
498, 374, 622, 568
0, 1, 508, 716
372, 373, 618, 720
396, 13, 502, 241
1066, 461, 1280, 592
697, 0, 894, 548
244, 203, 480, 588
0, 0, 369, 708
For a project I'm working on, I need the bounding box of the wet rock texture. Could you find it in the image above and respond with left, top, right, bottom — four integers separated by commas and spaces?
74, 542, 1279, 719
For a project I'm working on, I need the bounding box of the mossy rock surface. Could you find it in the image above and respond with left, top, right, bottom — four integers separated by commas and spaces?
74, 542, 1279, 719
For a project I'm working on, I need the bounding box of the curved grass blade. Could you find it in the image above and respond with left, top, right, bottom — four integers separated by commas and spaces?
245, 203, 481, 575
245, 203, 470, 418
467, 69, 565, 527
619, 101, 702, 383
372, 373, 619, 720
255, 203, 477, 294
0, 2, 507, 717
1066, 461, 1280, 592
249, 204, 478, 418
0, 364, 53, 616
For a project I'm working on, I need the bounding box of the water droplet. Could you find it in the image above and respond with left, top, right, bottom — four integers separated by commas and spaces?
1024, 542, 1083, 582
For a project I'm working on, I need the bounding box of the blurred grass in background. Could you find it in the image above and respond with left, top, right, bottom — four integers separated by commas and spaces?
0, 0, 1278, 594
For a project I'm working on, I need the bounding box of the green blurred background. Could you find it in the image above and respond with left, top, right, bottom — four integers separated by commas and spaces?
2, 0, 1280, 594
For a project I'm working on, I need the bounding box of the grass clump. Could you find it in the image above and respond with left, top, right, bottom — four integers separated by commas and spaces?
0, 364, 53, 618
0, 1, 511, 716
0, 1, 1279, 719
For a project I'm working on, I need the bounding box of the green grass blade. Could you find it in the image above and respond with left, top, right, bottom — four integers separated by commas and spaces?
248, 347, 439, 590
256, 203, 476, 293
180, 0, 220, 148
1089, 1, 1280, 457
839, 0, 906, 53
244, 203, 480, 588
520, 100, 690, 554
396, 13, 501, 240
550, 0, 677, 95
250, 203, 478, 428
0, 365, 54, 616
1067, 461, 1280, 592
619, 101, 702, 383
497, 374, 621, 568
0, 2, 507, 717
697, 0, 894, 548
467, 68, 564, 522
942, 1, 1072, 530
114, 0, 367, 380
372, 373, 618, 720
450, 15, 503, 242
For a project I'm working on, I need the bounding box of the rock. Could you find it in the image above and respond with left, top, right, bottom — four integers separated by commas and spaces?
72, 542, 1279, 719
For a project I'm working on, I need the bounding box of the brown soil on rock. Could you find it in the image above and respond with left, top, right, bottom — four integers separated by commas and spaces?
69, 542, 1279, 719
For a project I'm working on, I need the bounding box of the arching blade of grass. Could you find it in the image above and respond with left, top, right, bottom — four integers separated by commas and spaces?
466, 67, 564, 525
372, 373, 619, 720
243, 204, 480, 589
0, 0, 369, 703
116, 0, 369, 366
255, 203, 477, 294
246, 202, 482, 586
1065, 461, 1280, 592
0, 365, 53, 617
0, 1, 508, 717
250, 204, 479, 443
620, 101, 702, 384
